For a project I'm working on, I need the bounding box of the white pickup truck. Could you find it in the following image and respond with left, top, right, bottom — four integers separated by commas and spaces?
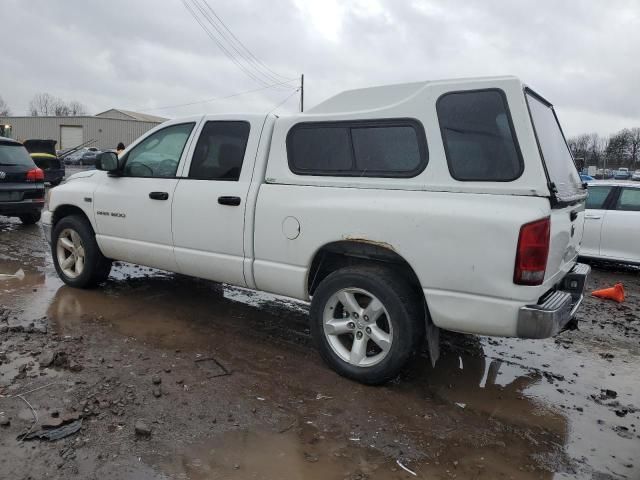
43, 76, 590, 384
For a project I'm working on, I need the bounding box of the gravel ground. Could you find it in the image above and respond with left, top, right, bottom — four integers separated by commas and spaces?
0, 215, 639, 480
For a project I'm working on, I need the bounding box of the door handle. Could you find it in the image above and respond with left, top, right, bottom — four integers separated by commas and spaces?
149, 192, 169, 200
585, 215, 602, 219
218, 196, 241, 206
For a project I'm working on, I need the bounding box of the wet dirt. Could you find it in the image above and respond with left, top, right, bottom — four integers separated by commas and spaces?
1, 216, 639, 479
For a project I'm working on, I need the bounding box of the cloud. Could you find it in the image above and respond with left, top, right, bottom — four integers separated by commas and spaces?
1, 0, 638, 136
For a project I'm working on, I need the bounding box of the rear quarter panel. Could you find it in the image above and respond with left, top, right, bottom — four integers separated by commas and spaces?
253, 185, 557, 334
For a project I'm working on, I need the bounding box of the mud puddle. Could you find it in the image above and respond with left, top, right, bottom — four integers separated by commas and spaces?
149, 429, 408, 480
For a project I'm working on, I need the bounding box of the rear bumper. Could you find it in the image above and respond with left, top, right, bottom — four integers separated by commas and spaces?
516, 263, 591, 339
0, 200, 44, 215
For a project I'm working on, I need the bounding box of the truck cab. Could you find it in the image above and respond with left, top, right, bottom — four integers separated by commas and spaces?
42, 76, 589, 384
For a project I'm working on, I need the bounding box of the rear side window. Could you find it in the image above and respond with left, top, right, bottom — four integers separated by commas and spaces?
615, 188, 640, 212
437, 89, 523, 181
586, 185, 613, 209
287, 119, 427, 177
288, 126, 352, 172
0, 143, 35, 167
189, 121, 250, 181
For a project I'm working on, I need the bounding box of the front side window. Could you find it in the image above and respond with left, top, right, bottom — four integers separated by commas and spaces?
287, 119, 427, 177
189, 121, 250, 181
123, 123, 194, 178
586, 185, 613, 209
615, 188, 640, 212
437, 89, 523, 181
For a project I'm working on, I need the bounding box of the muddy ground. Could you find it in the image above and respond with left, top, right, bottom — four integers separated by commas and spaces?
0, 216, 639, 480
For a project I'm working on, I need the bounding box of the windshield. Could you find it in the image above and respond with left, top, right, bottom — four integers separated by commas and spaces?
525, 91, 585, 204
0, 143, 36, 167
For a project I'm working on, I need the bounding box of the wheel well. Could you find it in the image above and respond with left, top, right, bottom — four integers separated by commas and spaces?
52, 204, 90, 227
308, 241, 423, 298
307, 240, 438, 361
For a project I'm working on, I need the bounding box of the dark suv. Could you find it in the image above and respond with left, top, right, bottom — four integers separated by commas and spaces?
0, 137, 45, 224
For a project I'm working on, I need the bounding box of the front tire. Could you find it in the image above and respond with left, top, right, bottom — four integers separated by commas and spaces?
51, 215, 112, 288
19, 211, 41, 225
310, 265, 424, 385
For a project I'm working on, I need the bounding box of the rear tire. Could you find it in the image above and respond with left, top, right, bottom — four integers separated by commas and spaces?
19, 211, 41, 225
51, 215, 112, 288
310, 265, 424, 385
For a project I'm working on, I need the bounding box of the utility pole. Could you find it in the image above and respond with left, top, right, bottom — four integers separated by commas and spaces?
300, 74, 304, 112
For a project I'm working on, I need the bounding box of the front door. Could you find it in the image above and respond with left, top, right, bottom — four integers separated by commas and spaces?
172, 119, 258, 286
93, 121, 198, 271
600, 187, 640, 262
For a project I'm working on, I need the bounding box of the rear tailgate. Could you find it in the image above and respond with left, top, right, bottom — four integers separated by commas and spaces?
547, 202, 585, 286
524, 89, 587, 283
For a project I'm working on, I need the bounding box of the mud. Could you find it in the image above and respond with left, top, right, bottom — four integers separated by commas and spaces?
1, 215, 639, 479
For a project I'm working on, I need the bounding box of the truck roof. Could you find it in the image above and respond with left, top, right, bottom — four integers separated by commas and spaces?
305, 75, 522, 115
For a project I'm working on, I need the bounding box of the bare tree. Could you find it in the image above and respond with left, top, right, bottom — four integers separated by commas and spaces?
567, 133, 590, 160
0, 95, 10, 116
625, 127, 640, 168
586, 133, 606, 168
29, 93, 87, 116
29, 92, 57, 116
67, 100, 87, 115
605, 130, 631, 168
53, 100, 70, 116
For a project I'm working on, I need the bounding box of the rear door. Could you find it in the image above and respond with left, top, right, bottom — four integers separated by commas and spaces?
525, 90, 587, 277
600, 187, 640, 262
171, 118, 260, 286
581, 185, 616, 257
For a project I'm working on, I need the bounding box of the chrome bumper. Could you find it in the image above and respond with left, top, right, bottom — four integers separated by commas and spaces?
516, 263, 591, 339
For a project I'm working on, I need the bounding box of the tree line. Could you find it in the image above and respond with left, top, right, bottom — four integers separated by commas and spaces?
0, 93, 87, 117
567, 129, 640, 170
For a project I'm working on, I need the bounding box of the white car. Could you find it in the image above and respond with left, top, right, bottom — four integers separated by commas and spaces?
632, 170, 640, 181
42, 76, 589, 384
582, 182, 640, 264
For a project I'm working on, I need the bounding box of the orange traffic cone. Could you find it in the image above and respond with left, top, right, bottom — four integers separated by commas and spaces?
591, 283, 625, 303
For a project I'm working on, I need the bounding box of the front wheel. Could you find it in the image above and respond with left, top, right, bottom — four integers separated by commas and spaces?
310, 265, 424, 385
51, 215, 112, 288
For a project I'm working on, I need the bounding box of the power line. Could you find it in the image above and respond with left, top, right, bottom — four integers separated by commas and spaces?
269, 88, 301, 115
135, 78, 300, 112
182, 0, 295, 89
197, 0, 292, 83
191, 0, 292, 87
181, 0, 274, 88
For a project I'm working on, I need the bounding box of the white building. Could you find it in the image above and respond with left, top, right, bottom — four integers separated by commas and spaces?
0, 109, 166, 151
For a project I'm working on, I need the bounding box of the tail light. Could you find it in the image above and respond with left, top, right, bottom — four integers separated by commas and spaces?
514, 217, 550, 285
26, 167, 44, 182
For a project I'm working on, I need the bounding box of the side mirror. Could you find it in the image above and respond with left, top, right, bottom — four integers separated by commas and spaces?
96, 151, 119, 172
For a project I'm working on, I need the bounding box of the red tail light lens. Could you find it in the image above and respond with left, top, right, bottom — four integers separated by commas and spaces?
26, 167, 45, 182
514, 217, 550, 285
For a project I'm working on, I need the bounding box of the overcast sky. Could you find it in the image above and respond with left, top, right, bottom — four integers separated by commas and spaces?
1, 0, 639, 137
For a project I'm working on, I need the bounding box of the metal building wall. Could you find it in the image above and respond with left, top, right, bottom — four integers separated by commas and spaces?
0, 116, 163, 150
